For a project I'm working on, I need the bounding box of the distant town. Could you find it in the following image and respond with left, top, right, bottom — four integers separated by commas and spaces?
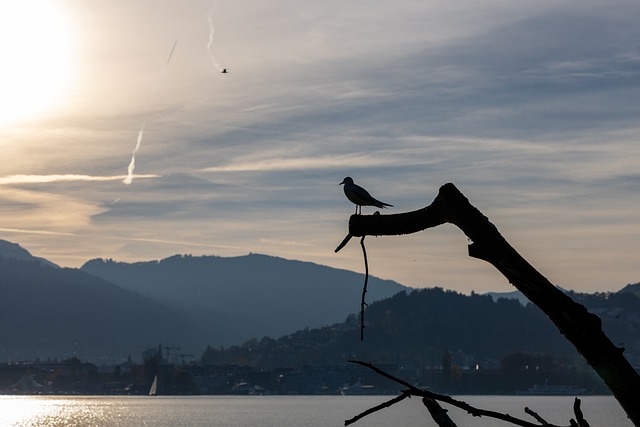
0, 343, 614, 396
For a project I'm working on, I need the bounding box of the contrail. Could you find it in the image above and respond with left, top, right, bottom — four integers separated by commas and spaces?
206, 6, 224, 72
123, 121, 146, 185
123, 39, 178, 185
166, 38, 178, 65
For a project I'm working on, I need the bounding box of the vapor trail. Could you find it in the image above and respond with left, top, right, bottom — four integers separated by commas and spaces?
123, 121, 146, 185
166, 38, 178, 65
123, 39, 178, 185
206, 6, 223, 72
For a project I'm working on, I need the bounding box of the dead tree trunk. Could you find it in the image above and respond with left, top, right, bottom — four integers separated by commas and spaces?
344, 183, 640, 426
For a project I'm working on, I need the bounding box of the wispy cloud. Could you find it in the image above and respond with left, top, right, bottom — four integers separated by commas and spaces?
124, 236, 247, 251
201, 153, 391, 173
0, 227, 75, 236
0, 174, 160, 185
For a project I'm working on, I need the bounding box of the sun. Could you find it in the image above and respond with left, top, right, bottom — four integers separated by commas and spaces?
0, 1, 73, 125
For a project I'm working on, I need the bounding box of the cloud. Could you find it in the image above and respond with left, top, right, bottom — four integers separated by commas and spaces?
124, 236, 248, 251
0, 174, 160, 185
1, 0, 639, 292
201, 151, 420, 173
0, 227, 75, 237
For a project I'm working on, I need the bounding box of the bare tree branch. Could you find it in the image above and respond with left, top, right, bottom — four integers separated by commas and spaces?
335, 233, 353, 253
573, 398, 590, 427
422, 397, 459, 427
343, 183, 640, 425
525, 407, 550, 425
348, 360, 577, 427
344, 392, 410, 426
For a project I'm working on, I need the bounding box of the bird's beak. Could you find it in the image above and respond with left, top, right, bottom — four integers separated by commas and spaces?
339, 180, 345, 185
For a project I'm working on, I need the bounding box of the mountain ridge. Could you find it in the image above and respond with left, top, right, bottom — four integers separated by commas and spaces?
1, 239, 408, 360
0, 239, 59, 268
81, 252, 408, 344
0, 255, 208, 362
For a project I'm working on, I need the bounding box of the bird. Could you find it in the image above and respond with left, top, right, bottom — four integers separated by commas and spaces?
221, 68, 228, 73
339, 176, 393, 214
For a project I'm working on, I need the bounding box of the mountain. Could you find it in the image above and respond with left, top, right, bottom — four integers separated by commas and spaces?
202, 287, 640, 369
81, 253, 408, 346
618, 282, 640, 297
1, 239, 406, 361
201, 288, 572, 366
0, 239, 58, 268
0, 255, 210, 362
484, 287, 573, 306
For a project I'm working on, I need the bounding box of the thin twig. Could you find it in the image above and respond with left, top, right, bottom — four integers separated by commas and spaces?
573, 398, 590, 427
335, 233, 353, 253
345, 392, 410, 426
359, 236, 369, 341
525, 407, 550, 425
348, 360, 578, 427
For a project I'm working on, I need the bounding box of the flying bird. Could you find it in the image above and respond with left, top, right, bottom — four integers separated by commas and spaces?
339, 176, 393, 214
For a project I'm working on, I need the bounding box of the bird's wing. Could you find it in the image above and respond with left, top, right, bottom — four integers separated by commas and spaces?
351, 185, 376, 204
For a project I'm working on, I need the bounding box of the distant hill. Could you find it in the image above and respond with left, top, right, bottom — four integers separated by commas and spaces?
81, 253, 408, 346
484, 287, 573, 306
618, 282, 640, 297
0, 256, 211, 362
203, 287, 640, 369
0, 239, 58, 268
484, 290, 529, 305
201, 288, 572, 366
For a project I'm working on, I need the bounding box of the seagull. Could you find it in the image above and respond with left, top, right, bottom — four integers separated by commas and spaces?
339, 176, 393, 214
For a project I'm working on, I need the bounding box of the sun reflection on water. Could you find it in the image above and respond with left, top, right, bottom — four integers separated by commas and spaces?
0, 397, 58, 426
0, 396, 112, 427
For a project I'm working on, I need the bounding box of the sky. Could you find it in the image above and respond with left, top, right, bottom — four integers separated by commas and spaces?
1, 0, 639, 294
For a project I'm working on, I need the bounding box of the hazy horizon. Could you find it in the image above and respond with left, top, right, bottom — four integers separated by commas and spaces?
1, 0, 639, 294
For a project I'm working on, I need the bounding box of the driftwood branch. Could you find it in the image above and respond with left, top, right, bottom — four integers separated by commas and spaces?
335, 233, 353, 253
344, 392, 410, 426
573, 398, 590, 427
348, 360, 580, 427
525, 407, 550, 425
422, 398, 458, 427
342, 183, 640, 426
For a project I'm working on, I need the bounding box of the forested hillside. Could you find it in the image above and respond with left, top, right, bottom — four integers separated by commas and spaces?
202, 287, 640, 369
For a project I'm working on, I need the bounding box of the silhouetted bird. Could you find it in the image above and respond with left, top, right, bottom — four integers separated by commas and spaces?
221, 69, 228, 73
339, 177, 393, 214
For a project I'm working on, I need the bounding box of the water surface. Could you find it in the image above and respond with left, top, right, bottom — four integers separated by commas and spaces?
0, 395, 631, 427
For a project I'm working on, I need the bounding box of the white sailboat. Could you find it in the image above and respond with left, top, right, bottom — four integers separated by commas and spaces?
149, 375, 158, 396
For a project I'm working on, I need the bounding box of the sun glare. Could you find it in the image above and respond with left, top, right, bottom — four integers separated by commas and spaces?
0, 1, 73, 125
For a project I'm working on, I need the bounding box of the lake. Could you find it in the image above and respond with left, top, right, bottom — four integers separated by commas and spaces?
0, 395, 632, 426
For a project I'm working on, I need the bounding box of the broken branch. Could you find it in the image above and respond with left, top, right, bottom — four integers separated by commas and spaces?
344, 183, 640, 425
